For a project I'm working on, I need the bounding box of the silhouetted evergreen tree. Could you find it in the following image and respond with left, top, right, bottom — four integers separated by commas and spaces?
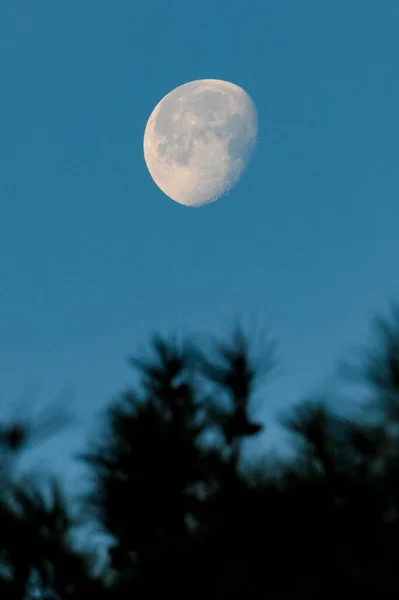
82, 311, 399, 597
81, 329, 275, 598
5, 306, 399, 597
0, 398, 106, 599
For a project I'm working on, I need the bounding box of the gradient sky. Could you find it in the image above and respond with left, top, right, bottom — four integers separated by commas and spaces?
0, 1, 398, 488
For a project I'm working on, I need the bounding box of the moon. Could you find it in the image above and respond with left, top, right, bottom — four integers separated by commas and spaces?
143, 79, 258, 207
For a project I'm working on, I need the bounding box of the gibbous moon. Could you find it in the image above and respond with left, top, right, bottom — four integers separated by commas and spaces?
143, 79, 258, 207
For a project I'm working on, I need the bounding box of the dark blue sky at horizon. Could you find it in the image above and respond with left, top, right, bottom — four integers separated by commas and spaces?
0, 0, 398, 489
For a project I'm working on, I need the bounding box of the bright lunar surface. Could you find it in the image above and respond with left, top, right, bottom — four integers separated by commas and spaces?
143, 79, 258, 207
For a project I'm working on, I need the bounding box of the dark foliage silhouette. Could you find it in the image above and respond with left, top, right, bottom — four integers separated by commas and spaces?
0, 398, 105, 599
4, 308, 399, 597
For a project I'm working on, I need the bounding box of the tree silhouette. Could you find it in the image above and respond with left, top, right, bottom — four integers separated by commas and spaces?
0, 396, 105, 599
81, 336, 207, 590
5, 307, 399, 597
80, 328, 277, 598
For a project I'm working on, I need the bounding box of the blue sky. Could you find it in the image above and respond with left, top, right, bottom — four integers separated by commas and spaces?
0, 1, 398, 486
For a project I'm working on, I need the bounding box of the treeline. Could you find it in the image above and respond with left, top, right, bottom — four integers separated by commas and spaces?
2, 307, 399, 598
